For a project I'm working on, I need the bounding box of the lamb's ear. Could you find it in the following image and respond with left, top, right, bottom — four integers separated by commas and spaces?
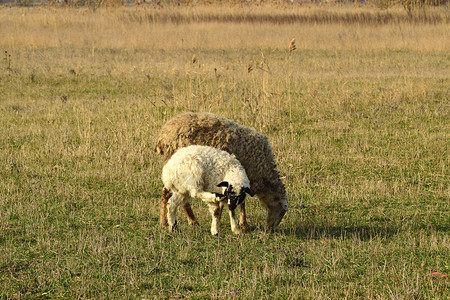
217, 181, 229, 188
215, 193, 225, 200
244, 187, 254, 197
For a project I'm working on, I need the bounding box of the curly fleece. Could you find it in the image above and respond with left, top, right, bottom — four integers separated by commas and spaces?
162, 145, 250, 199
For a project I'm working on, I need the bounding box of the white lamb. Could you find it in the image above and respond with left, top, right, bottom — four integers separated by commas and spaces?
162, 145, 254, 236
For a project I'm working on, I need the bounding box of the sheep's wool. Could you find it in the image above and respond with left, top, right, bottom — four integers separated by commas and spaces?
162, 145, 251, 235
162, 145, 249, 196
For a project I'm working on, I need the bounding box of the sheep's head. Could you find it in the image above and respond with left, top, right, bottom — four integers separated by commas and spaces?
216, 181, 253, 211
259, 194, 289, 228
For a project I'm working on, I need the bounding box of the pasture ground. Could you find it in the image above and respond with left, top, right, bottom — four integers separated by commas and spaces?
0, 3, 449, 299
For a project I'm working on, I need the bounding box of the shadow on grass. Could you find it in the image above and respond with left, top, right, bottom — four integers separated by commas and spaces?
279, 223, 449, 241
282, 224, 399, 240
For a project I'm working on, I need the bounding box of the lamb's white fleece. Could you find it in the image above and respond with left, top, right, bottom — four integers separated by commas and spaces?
162, 145, 251, 235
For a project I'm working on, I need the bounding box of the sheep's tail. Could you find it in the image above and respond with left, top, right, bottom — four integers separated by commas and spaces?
154, 139, 179, 163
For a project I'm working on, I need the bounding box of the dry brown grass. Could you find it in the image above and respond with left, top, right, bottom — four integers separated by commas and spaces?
0, 4, 448, 51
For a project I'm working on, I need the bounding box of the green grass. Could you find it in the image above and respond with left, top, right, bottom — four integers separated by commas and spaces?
1, 43, 449, 298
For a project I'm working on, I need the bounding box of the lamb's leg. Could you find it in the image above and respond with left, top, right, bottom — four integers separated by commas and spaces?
162, 188, 198, 228
228, 208, 242, 235
208, 203, 223, 236
191, 191, 220, 205
189, 190, 223, 235
166, 192, 185, 232
239, 202, 250, 232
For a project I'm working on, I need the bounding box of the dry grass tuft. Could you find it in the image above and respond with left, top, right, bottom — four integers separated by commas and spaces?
289, 38, 296, 52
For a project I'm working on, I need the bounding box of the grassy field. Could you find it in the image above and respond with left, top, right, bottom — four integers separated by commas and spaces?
1, 2, 449, 299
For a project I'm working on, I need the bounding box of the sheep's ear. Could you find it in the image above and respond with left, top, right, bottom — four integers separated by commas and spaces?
215, 193, 225, 200
244, 187, 254, 197
280, 199, 290, 214
217, 181, 229, 188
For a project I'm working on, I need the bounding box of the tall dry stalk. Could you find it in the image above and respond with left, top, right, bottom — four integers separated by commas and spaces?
287, 38, 296, 139
259, 51, 270, 129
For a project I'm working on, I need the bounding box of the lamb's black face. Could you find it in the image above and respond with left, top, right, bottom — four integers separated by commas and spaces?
227, 187, 247, 211
216, 182, 253, 211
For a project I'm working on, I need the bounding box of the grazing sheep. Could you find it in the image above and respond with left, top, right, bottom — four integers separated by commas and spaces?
162, 145, 253, 235
156, 112, 289, 230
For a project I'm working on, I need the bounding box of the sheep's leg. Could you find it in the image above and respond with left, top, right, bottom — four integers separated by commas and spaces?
239, 202, 250, 232
166, 192, 185, 232
192, 191, 220, 205
182, 203, 199, 226
160, 188, 171, 229
190, 190, 223, 235
228, 208, 242, 235
208, 203, 222, 236
163, 188, 199, 227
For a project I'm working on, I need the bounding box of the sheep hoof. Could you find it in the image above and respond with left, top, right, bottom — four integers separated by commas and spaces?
240, 222, 250, 232
233, 229, 242, 235
188, 220, 200, 226
169, 221, 178, 232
